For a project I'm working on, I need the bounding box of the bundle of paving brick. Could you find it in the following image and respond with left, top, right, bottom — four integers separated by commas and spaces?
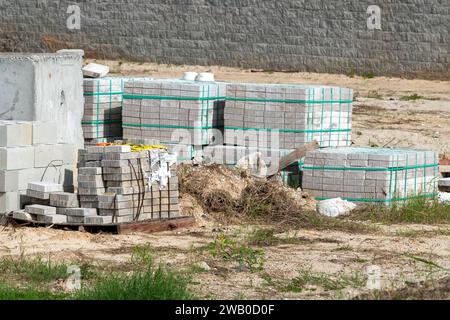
224, 83, 353, 150
122, 79, 226, 147
83, 78, 153, 143
79, 145, 181, 223
302, 147, 439, 205
0, 121, 75, 213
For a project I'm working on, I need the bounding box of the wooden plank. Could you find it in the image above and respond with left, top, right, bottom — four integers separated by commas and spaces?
267, 141, 319, 177
118, 216, 196, 234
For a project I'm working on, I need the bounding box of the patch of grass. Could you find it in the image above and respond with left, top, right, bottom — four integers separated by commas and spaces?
350, 197, 450, 225
76, 266, 195, 300
0, 284, 68, 300
361, 72, 375, 79
400, 94, 423, 101
400, 94, 441, 101
208, 234, 265, 272
0, 256, 68, 283
284, 268, 367, 292
246, 229, 304, 247
332, 245, 354, 252
367, 90, 383, 99
368, 139, 379, 147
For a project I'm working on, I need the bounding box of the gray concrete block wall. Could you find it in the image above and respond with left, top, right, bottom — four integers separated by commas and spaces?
0, 0, 448, 79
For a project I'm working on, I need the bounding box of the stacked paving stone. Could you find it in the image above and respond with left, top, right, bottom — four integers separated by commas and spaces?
302, 147, 439, 205
78, 144, 181, 223
83, 78, 153, 142
122, 79, 226, 146
0, 121, 75, 213
224, 83, 353, 149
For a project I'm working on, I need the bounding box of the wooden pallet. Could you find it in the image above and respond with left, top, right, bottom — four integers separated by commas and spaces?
8, 216, 196, 234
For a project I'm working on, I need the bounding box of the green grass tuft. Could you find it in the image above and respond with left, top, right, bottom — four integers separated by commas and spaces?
350, 197, 450, 225
76, 266, 195, 300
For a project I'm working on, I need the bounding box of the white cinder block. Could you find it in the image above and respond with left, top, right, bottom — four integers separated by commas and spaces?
32, 121, 58, 144
0, 170, 19, 192
0, 121, 32, 147
28, 181, 63, 193
0, 191, 21, 213
0, 146, 35, 170
34, 144, 76, 168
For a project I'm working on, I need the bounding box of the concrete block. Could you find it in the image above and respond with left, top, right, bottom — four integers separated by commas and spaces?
13, 210, 35, 221
0, 53, 84, 149
78, 167, 102, 175
28, 181, 63, 193
26, 189, 51, 200
65, 208, 97, 217
32, 121, 58, 144
0, 170, 19, 192
84, 215, 113, 225
67, 216, 85, 223
25, 204, 56, 215
0, 191, 21, 213
104, 145, 132, 153
0, 121, 32, 146
34, 143, 76, 167
0, 146, 34, 170
37, 214, 67, 224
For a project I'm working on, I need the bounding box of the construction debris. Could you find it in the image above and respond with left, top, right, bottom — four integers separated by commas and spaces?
82, 63, 109, 78
317, 198, 357, 217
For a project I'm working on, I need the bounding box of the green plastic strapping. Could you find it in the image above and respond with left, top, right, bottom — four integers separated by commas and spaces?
224, 126, 351, 134
225, 97, 353, 104
84, 91, 123, 96
123, 94, 224, 101
315, 193, 438, 204
82, 120, 121, 125
123, 123, 216, 130
302, 164, 438, 172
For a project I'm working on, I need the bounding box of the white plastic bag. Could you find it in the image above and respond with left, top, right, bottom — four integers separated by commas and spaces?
317, 198, 357, 217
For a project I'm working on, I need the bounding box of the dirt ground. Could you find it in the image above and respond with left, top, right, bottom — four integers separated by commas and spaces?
1, 61, 448, 300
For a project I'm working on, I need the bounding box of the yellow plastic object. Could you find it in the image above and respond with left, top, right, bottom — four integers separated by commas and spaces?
96, 142, 167, 152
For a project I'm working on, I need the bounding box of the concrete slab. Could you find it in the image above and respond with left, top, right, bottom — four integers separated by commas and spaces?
25, 204, 56, 215
0, 146, 34, 170
0, 53, 84, 149
28, 181, 63, 193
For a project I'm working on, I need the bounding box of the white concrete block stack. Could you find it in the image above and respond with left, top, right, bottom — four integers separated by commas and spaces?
302, 147, 439, 205
224, 83, 353, 149
0, 121, 75, 213
122, 79, 226, 147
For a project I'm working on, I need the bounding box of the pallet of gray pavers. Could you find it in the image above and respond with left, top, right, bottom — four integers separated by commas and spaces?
224, 83, 353, 149
10, 209, 194, 234
122, 79, 226, 146
302, 147, 439, 205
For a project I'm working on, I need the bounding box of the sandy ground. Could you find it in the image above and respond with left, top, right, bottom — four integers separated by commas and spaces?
0, 222, 448, 299
1, 61, 448, 299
